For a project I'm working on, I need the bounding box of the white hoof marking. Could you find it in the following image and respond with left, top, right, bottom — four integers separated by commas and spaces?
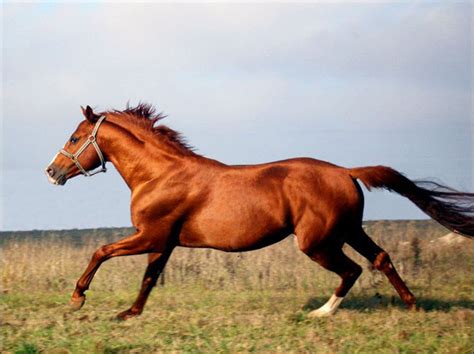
308, 294, 344, 318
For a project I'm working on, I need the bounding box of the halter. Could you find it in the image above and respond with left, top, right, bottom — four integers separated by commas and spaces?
59, 116, 107, 177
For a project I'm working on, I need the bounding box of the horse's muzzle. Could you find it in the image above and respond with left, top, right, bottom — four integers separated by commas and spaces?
45, 166, 67, 186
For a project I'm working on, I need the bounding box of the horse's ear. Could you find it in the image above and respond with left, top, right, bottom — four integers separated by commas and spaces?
81, 105, 100, 123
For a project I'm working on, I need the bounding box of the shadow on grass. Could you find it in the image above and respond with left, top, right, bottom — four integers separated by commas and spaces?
303, 294, 473, 313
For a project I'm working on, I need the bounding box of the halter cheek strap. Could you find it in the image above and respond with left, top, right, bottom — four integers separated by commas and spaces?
59, 116, 107, 177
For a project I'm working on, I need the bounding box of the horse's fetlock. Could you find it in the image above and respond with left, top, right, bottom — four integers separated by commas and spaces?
405, 293, 416, 305
130, 306, 143, 315
76, 280, 88, 293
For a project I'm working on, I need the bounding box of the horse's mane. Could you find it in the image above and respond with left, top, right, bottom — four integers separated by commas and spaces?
107, 103, 197, 156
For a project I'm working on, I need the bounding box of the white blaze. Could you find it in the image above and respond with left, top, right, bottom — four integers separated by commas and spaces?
45, 153, 60, 184
48, 152, 60, 167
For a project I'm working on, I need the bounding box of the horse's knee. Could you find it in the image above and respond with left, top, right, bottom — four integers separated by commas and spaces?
92, 244, 113, 262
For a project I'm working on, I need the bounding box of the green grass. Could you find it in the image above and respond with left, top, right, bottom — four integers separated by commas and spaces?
2, 287, 473, 353
1, 222, 473, 353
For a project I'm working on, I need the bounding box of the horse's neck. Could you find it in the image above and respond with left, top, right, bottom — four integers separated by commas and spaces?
100, 120, 184, 189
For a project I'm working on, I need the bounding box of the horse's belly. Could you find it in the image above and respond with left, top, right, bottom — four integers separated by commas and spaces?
178, 204, 291, 252
179, 226, 291, 252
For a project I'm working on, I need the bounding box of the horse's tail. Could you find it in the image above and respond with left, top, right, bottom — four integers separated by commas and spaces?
348, 166, 474, 237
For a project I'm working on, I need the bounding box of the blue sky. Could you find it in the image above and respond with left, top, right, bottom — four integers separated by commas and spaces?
1, 2, 472, 231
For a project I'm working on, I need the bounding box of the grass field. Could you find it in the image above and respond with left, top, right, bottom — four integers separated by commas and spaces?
1, 220, 473, 353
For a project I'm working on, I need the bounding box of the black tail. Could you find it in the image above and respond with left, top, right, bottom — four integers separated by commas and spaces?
349, 166, 474, 237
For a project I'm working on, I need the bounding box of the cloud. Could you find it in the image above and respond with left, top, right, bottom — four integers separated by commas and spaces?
3, 2, 472, 156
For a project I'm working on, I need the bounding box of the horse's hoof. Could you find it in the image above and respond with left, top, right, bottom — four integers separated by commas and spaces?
116, 309, 140, 321
69, 296, 86, 311
307, 309, 335, 318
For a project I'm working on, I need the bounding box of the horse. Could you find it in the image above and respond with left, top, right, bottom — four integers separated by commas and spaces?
45, 103, 474, 320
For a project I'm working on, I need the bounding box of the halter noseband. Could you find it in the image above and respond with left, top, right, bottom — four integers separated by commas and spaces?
59, 116, 107, 177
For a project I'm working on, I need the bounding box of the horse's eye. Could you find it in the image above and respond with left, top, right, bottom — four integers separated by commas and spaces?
70, 137, 79, 144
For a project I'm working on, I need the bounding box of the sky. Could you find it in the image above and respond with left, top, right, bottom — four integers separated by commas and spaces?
1, 2, 473, 231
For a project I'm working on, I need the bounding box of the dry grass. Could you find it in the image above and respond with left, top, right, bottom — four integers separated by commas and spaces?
1, 222, 473, 352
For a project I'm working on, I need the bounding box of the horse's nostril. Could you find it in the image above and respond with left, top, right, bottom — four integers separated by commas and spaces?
46, 167, 55, 177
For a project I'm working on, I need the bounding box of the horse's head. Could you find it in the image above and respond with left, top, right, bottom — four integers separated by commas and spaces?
45, 106, 107, 185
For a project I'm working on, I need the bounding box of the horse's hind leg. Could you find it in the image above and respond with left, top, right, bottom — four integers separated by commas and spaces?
116, 249, 173, 320
347, 229, 416, 310
303, 246, 362, 317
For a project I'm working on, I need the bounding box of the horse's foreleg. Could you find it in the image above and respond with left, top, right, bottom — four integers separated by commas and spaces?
347, 229, 416, 310
305, 247, 362, 317
116, 249, 173, 320
70, 232, 153, 310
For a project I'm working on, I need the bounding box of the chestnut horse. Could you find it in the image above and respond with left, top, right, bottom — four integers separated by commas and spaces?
45, 104, 474, 320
